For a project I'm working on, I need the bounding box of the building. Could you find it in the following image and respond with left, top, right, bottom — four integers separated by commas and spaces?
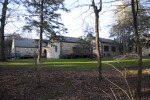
11, 38, 46, 58
11, 36, 120, 59
95, 38, 120, 57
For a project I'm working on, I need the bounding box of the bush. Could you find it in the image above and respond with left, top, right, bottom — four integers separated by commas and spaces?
59, 54, 71, 59
59, 54, 94, 59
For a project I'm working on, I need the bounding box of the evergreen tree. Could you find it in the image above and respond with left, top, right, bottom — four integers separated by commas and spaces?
22, 0, 68, 63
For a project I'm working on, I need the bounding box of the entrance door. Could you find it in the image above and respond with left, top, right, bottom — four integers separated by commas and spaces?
43, 49, 47, 58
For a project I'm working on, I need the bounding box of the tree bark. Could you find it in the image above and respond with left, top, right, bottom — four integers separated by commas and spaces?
92, 0, 102, 80
123, 29, 126, 55
37, 0, 44, 64
0, 0, 8, 62
131, 0, 142, 99
95, 13, 102, 80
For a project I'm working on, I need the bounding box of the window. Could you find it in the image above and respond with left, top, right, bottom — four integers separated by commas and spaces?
55, 46, 57, 52
73, 47, 76, 52
104, 46, 109, 52
111, 46, 116, 52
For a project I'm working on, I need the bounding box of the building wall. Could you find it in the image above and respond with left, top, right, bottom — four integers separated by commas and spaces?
93, 42, 120, 57
60, 42, 77, 55
15, 47, 38, 57
102, 43, 120, 57
11, 39, 38, 57
46, 42, 60, 59
42, 42, 78, 59
11, 39, 15, 54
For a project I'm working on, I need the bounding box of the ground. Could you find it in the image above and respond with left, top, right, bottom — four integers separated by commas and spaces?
0, 65, 150, 100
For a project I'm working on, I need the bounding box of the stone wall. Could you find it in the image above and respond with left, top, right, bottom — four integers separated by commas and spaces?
60, 42, 77, 55
102, 43, 120, 57
46, 42, 60, 59
15, 47, 38, 57
93, 42, 120, 57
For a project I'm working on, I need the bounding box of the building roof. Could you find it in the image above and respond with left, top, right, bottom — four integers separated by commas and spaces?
59, 36, 117, 44
99, 38, 116, 44
59, 36, 82, 43
13, 36, 117, 48
14, 38, 46, 48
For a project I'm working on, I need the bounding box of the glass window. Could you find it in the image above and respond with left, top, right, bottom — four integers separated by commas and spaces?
111, 46, 116, 52
104, 46, 109, 52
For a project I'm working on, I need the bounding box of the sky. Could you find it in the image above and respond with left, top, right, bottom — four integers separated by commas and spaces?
61, 0, 118, 38
2, 0, 120, 39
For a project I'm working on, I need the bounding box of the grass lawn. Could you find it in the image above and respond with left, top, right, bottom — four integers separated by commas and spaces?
0, 57, 150, 69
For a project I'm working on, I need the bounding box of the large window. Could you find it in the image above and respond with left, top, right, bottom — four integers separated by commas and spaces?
111, 46, 116, 52
104, 46, 109, 52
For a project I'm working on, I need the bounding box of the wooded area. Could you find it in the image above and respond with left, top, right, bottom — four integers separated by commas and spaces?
0, 0, 150, 99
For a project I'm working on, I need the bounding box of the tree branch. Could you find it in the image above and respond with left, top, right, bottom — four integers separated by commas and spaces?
92, 0, 96, 12
97, 0, 102, 12
135, 0, 139, 17
103, 0, 120, 3
76, 5, 91, 19
73, 11, 94, 32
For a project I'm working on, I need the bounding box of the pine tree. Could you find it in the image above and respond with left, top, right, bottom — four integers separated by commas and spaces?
22, 0, 68, 63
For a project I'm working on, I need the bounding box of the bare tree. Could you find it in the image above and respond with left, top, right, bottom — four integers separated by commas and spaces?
0, 0, 8, 61
131, 0, 142, 99
91, 0, 102, 80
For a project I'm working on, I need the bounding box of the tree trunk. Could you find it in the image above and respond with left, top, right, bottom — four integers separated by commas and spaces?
92, 0, 102, 80
0, 0, 8, 62
131, 0, 142, 99
95, 12, 102, 80
37, 0, 44, 64
123, 29, 126, 55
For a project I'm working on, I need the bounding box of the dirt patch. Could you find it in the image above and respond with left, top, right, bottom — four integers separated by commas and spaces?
0, 65, 150, 100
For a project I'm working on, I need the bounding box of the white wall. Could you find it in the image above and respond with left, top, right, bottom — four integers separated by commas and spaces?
11, 39, 15, 54
47, 42, 60, 59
